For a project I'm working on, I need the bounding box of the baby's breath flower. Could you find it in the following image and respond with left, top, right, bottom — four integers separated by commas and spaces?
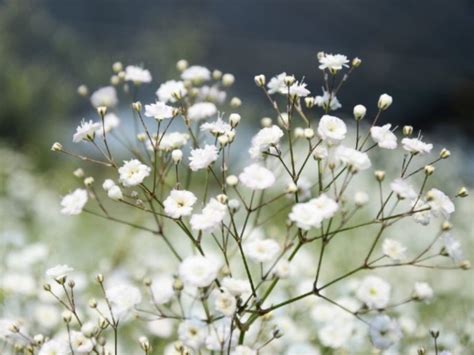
156, 80, 187, 103
124, 65, 152, 84
238, 164, 275, 190
370, 124, 397, 149
73, 120, 101, 143
90, 86, 118, 108
189, 145, 219, 171
179, 256, 220, 288
118, 159, 151, 187
144, 101, 174, 120
317, 115, 347, 144
377, 93, 393, 110
60, 189, 88, 215
318, 53, 350, 73
164, 189, 197, 219
244, 239, 280, 263
357, 276, 391, 309
401, 137, 433, 155
187, 102, 217, 121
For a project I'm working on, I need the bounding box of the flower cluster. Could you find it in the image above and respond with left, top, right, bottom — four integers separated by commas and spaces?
4, 53, 469, 354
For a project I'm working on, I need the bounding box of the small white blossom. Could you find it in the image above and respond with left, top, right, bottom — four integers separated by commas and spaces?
107, 185, 123, 200
118, 159, 151, 187
90, 86, 118, 108
106, 284, 142, 318
151, 275, 175, 305
164, 189, 197, 219
289, 194, 338, 230
335, 145, 371, 171
354, 191, 369, 206
124, 65, 152, 84
70, 331, 94, 353
239, 164, 275, 190
187, 102, 217, 121
189, 145, 219, 171
102, 179, 116, 191
179, 255, 220, 288
317, 115, 347, 144
370, 124, 397, 149
412, 199, 432, 225
369, 315, 402, 350
178, 320, 208, 350
382, 239, 407, 262
249, 125, 284, 159
46, 264, 74, 279
318, 53, 349, 72
231, 345, 257, 355
356, 276, 391, 309
221, 277, 251, 297
60, 189, 88, 215
401, 137, 433, 155
156, 80, 187, 103
413, 282, 434, 302
190, 198, 227, 232
201, 117, 232, 136
443, 234, 464, 263
390, 178, 417, 200
314, 89, 341, 111
244, 239, 280, 263
267, 72, 287, 94
38, 339, 69, 355
73, 120, 101, 143
213, 289, 237, 317
144, 102, 174, 120
426, 188, 455, 219
181, 65, 211, 82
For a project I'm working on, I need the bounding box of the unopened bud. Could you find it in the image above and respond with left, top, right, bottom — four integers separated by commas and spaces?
273, 327, 284, 339
137, 133, 147, 142
286, 182, 298, 194
132, 101, 142, 112
62, 310, 72, 323
9, 323, 19, 333
77, 85, 89, 96
375, 170, 385, 182
218, 135, 229, 146
89, 298, 97, 308
304, 128, 315, 139
217, 194, 228, 204
283, 75, 295, 86
353, 105, 366, 121
97, 106, 107, 117
254, 74, 266, 87
212, 69, 223, 80
176, 59, 188, 72
229, 113, 241, 128
441, 221, 452, 231
226, 175, 238, 186
305, 96, 315, 108
34, 334, 45, 345
424, 165, 435, 176
139, 336, 151, 352
222, 73, 235, 87
294, 127, 304, 138
112, 62, 123, 73
439, 148, 450, 159
51, 142, 63, 152
96, 274, 104, 283
261, 117, 272, 127
377, 94, 393, 110
461, 260, 471, 270
456, 186, 469, 198
43, 283, 51, 292
84, 177, 94, 186
230, 97, 242, 108
173, 278, 184, 292
143, 277, 152, 287
228, 199, 240, 211
352, 57, 362, 67
68, 279, 75, 288
172, 149, 183, 164
110, 75, 120, 86
403, 125, 413, 136
73, 168, 85, 178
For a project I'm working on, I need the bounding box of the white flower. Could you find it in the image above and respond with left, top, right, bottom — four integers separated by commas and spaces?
46, 264, 74, 279
178, 320, 208, 349
354, 191, 369, 206
90, 86, 118, 108
238, 164, 275, 190
244, 239, 280, 263
118, 159, 151, 187
267, 72, 287, 94
318, 53, 349, 72
249, 125, 284, 159
314, 89, 341, 111
60, 189, 88, 215
102, 179, 116, 191
96, 113, 120, 136
443, 234, 464, 263
382, 239, 407, 262
401, 138, 433, 155
181, 65, 211, 82
106, 284, 142, 318
38, 339, 69, 355
151, 275, 175, 305
156, 80, 187, 103
73, 119, 101, 142
189, 145, 219, 171
144, 102, 174, 120
317, 115, 347, 144
221, 277, 251, 297
187, 102, 217, 121
377, 94, 393, 110
107, 185, 123, 200
356, 276, 391, 309
287, 82, 310, 97
231, 345, 257, 355
318, 320, 354, 349
413, 282, 434, 302
151, 132, 189, 151
370, 124, 397, 149
198, 85, 226, 104
179, 255, 220, 288
124, 65, 152, 83
335, 145, 371, 171
201, 117, 232, 136
164, 189, 197, 219
70, 331, 94, 353
426, 188, 455, 218
369, 315, 402, 350
353, 104, 367, 120
274, 259, 291, 279
311, 193, 339, 219
213, 289, 237, 317
390, 178, 417, 200
289, 194, 338, 230
190, 198, 227, 232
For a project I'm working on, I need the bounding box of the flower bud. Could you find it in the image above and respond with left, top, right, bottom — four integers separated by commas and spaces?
99, 319, 108, 330
62, 310, 73, 323
226, 131, 236, 142
172, 149, 183, 164
222, 73, 235, 87
305, 96, 315, 108
294, 127, 304, 138
286, 182, 298, 194
283, 75, 295, 86
228, 199, 240, 211
137, 133, 147, 142
139, 336, 151, 352
317, 51, 325, 60
132, 101, 142, 112
261, 117, 272, 127
352, 57, 362, 67
230, 97, 241, 108
51, 142, 63, 152
218, 135, 229, 146
77, 85, 89, 96
84, 177, 94, 186
110, 75, 120, 86
112, 62, 123, 73
9, 323, 19, 333
254, 74, 266, 87
460, 260, 471, 270
353, 105, 366, 120
439, 148, 450, 159
82, 322, 98, 338
34, 334, 44, 345
212, 69, 223, 80
118, 71, 126, 80
226, 175, 238, 186
456, 186, 469, 198
216, 194, 228, 204
143, 277, 152, 287
176, 59, 188, 72
374, 170, 385, 182
304, 128, 315, 139
97, 106, 107, 117
403, 125, 413, 136
96, 273, 104, 283
273, 327, 284, 339
68, 279, 75, 288
424, 165, 435, 176
107, 185, 123, 201
173, 278, 184, 292
354, 191, 369, 207
43, 283, 51, 292
229, 113, 241, 128
377, 93, 393, 110
441, 221, 452, 231
89, 298, 97, 308
278, 113, 290, 129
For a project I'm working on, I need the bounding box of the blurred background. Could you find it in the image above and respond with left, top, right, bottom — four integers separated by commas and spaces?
1, 0, 474, 165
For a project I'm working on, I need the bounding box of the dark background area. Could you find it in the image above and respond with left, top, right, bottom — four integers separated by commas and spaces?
1, 0, 473, 155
